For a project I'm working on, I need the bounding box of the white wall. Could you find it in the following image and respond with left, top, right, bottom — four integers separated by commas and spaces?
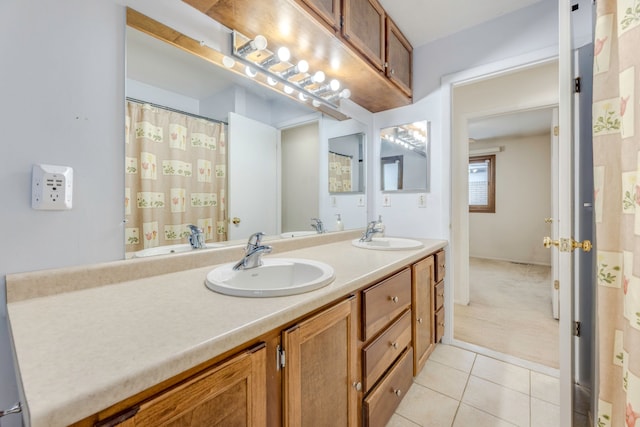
281, 122, 320, 232
469, 135, 552, 265
0, 1, 125, 423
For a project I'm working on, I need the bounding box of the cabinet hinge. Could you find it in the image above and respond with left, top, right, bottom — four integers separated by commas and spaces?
276, 344, 286, 370
574, 77, 581, 93
340, 15, 344, 29
575, 321, 581, 337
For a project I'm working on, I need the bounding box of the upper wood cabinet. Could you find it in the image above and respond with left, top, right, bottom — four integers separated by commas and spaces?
183, 0, 413, 112
342, 0, 386, 71
386, 16, 413, 96
295, 0, 341, 31
282, 297, 359, 426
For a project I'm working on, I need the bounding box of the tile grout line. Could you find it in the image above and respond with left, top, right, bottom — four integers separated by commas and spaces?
450, 352, 477, 425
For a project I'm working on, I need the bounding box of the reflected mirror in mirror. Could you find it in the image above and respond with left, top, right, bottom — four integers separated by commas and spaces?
380, 121, 430, 192
328, 133, 365, 194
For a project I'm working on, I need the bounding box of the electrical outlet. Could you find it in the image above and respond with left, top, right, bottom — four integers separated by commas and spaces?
32, 164, 73, 210
383, 194, 391, 207
357, 196, 365, 207
418, 194, 427, 208
330, 196, 337, 207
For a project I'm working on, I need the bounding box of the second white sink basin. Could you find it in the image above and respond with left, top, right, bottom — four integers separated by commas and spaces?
280, 231, 317, 238
133, 243, 223, 258
205, 258, 335, 297
352, 237, 424, 251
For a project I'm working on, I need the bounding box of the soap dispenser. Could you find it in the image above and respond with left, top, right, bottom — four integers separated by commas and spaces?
377, 215, 385, 236
335, 213, 344, 231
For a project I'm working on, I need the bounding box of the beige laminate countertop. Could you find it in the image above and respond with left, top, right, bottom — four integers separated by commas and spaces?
6, 234, 446, 427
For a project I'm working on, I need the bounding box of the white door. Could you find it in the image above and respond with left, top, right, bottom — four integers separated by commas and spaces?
228, 112, 278, 241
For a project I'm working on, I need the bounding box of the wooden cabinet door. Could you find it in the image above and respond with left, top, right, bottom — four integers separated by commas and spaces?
295, 0, 341, 31
385, 16, 412, 96
411, 256, 435, 375
342, 0, 386, 70
282, 297, 359, 427
116, 343, 267, 426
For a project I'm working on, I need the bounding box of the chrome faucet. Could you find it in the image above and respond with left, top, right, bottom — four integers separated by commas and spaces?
360, 219, 385, 242
187, 225, 206, 249
233, 232, 273, 270
311, 218, 325, 234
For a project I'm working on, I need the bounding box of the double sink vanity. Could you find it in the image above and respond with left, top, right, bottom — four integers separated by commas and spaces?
6, 230, 446, 426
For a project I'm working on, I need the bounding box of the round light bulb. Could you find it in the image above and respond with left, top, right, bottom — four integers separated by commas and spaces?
312, 100, 321, 108
298, 93, 307, 101
253, 35, 268, 51
313, 71, 325, 83
297, 60, 309, 73
340, 89, 351, 99
222, 56, 235, 68
329, 79, 340, 91
277, 47, 291, 62
283, 85, 294, 94
267, 76, 278, 86
245, 66, 257, 78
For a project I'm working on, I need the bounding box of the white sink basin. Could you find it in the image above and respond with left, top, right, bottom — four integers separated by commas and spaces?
133, 243, 222, 258
351, 237, 424, 251
279, 231, 317, 238
205, 258, 335, 297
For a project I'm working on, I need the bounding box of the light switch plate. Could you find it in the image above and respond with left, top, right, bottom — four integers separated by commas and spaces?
357, 196, 365, 207
383, 194, 391, 207
418, 194, 427, 208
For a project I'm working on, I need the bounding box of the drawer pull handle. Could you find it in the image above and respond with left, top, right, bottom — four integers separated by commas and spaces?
390, 296, 399, 303
391, 342, 398, 349
417, 317, 423, 324
394, 389, 402, 397
352, 381, 362, 391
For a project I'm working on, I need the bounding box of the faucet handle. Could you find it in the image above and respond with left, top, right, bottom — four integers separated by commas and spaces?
188, 224, 202, 233
247, 232, 265, 249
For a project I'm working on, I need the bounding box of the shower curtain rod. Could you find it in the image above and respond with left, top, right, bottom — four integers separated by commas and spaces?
126, 97, 228, 125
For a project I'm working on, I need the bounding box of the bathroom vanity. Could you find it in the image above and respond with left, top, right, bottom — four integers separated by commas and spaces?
6, 232, 446, 426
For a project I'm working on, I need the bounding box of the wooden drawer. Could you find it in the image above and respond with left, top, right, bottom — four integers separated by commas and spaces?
363, 347, 414, 427
434, 281, 444, 311
362, 309, 412, 391
435, 307, 445, 343
362, 268, 411, 340
435, 250, 446, 283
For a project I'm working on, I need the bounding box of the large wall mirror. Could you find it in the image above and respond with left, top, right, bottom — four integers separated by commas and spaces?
328, 133, 365, 194
380, 121, 430, 192
125, 12, 368, 257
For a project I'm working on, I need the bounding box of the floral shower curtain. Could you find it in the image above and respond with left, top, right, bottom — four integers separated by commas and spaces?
592, 1, 640, 425
328, 151, 353, 192
124, 101, 227, 253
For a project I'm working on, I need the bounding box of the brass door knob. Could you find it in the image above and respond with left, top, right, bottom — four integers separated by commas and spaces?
231, 217, 241, 225
544, 217, 553, 224
543, 236, 592, 252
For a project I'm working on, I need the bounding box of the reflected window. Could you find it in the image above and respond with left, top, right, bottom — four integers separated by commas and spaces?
381, 156, 403, 191
469, 155, 495, 213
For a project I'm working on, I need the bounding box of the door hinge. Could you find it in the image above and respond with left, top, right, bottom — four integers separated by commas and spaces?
554, 280, 559, 290
574, 77, 581, 93
575, 321, 581, 337
276, 344, 286, 370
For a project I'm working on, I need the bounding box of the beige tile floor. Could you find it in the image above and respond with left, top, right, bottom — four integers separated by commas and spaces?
385, 344, 589, 427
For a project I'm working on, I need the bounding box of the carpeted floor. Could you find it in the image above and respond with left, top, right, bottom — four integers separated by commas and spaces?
454, 257, 559, 368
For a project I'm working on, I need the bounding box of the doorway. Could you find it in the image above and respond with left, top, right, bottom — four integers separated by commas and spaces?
448, 59, 561, 372
455, 107, 559, 369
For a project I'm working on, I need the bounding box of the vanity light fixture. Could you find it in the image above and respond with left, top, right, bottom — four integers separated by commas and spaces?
231, 30, 349, 110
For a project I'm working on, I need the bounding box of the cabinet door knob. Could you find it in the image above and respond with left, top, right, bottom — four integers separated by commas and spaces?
390, 296, 399, 303
391, 342, 398, 349
394, 389, 402, 397
417, 318, 423, 324
352, 381, 362, 391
